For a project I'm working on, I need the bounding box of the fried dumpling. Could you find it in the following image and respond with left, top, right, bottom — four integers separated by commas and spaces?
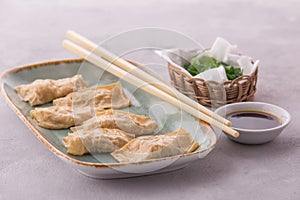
15, 75, 87, 106
30, 105, 102, 129
53, 82, 130, 110
30, 106, 77, 129
63, 128, 135, 156
30, 82, 132, 129
71, 109, 158, 135
111, 128, 199, 163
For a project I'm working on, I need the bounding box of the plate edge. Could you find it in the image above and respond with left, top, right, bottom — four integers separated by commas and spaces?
0, 58, 218, 168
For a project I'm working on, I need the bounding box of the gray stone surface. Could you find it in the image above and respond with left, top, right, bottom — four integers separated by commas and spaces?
0, 0, 299, 199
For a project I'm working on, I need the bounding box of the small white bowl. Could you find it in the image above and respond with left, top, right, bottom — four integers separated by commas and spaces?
214, 102, 291, 144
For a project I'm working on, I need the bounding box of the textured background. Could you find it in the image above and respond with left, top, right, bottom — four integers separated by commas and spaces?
0, 0, 299, 199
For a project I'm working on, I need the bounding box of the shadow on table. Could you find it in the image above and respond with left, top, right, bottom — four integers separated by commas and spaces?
82, 133, 298, 196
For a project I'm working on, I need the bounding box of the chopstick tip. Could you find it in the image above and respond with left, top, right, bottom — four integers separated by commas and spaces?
62, 39, 68, 46
62, 40, 73, 49
232, 130, 239, 138
66, 30, 76, 37
226, 121, 232, 126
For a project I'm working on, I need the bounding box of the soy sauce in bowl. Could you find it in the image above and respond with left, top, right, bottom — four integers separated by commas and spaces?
215, 102, 291, 144
226, 111, 281, 130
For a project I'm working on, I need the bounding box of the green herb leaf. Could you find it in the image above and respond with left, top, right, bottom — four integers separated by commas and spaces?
224, 65, 243, 80
183, 55, 243, 80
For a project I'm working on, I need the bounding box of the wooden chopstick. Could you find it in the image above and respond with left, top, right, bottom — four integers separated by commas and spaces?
62, 39, 239, 138
66, 30, 232, 127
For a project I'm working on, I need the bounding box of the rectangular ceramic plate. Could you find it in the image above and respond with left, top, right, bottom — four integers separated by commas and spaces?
0, 58, 217, 179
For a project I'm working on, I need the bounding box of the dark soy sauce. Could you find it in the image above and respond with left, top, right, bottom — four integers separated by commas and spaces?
226, 111, 281, 130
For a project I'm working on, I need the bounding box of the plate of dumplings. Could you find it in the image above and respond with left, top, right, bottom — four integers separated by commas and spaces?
0, 58, 217, 179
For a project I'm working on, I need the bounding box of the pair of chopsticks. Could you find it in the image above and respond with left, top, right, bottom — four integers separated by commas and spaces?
62, 31, 239, 138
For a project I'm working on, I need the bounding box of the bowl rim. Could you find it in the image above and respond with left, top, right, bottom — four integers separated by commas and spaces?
214, 102, 291, 133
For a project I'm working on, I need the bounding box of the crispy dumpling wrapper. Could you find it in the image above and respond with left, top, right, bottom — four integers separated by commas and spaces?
30, 82, 131, 129
71, 109, 158, 135
111, 128, 199, 163
15, 75, 87, 106
30, 105, 105, 129
63, 128, 135, 156
53, 82, 130, 110
30, 106, 77, 129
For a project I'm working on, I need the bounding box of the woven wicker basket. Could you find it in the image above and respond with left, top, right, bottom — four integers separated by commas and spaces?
168, 63, 258, 106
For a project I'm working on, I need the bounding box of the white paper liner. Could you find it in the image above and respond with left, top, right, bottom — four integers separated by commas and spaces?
156, 37, 259, 83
